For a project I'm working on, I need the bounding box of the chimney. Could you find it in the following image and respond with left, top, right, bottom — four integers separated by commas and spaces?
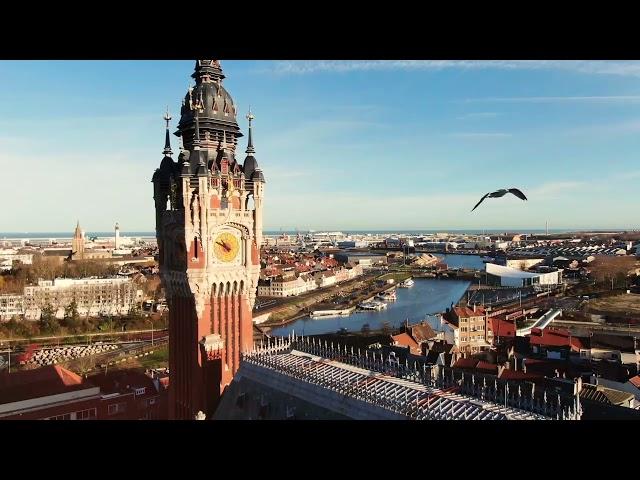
473, 303, 477, 313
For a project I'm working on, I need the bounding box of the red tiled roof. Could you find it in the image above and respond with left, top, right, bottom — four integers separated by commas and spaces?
453, 306, 485, 318
629, 375, 640, 388
476, 361, 499, 374
391, 333, 419, 350
89, 369, 158, 398
410, 324, 437, 343
528, 327, 584, 351
0, 365, 91, 404
487, 318, 515, 337
452, 358, 479, 369
499, 369, 543, 381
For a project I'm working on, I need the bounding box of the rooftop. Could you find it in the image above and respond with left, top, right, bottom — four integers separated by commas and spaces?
232, 337, 582, 420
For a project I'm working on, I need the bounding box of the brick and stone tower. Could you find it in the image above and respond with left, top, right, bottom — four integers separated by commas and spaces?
71, 220, 85, 260
152, 60, 265, 419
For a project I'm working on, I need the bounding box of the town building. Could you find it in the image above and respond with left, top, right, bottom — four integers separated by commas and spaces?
0, 294, 24, 321
444, 305, 489, 354
257, 274, 317, 297
485, 262, 563, 287
0, 365, 167, 420
23, 277, 139, 320
153, 60, 264, 419
333, 251, 387, 268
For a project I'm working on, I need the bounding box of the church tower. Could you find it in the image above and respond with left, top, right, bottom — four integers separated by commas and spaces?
71, 220, 85, 260
152, 60, 265, 419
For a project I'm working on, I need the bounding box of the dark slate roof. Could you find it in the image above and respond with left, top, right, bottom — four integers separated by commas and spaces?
243, 154, 258, 180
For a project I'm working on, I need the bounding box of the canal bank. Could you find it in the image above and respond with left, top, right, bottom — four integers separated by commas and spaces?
269, 278, 470, 337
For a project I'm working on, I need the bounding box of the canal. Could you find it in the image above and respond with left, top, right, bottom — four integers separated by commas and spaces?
434, 253, 485, 270
270, 278, 470, 337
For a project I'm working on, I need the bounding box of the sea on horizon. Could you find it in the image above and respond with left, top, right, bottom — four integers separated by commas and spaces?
0, 228, 634, 239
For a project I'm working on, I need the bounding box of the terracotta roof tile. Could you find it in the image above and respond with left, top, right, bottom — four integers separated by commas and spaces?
453, 306, 486, 318
0, 365, 91, 404
629, 375, 640, 388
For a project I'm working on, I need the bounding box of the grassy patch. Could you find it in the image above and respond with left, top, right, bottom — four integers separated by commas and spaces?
136, 345, 169, 369
588, 293, 640, 316
378, 272, 412, 282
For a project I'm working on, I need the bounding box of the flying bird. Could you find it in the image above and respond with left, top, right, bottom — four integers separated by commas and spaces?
471, 188, 528, 212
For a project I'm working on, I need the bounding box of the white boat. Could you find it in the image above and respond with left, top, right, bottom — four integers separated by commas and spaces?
399, 278, 414, 288
375, 290, 397, 301
358, 301, 387, 311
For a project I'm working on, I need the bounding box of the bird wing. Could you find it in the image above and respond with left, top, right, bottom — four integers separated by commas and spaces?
508, 188, 528, 201
471, 193, 490, 212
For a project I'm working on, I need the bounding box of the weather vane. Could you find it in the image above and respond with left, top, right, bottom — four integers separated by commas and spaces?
163, 106, 172, 129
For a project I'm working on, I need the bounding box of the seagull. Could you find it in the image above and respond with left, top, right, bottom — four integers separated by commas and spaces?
471, 188, 528, 212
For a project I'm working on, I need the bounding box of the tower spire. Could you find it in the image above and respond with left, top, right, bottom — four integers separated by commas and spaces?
163, 106, 173, 156
192, 60, 225, 84
245, 107, 255, 154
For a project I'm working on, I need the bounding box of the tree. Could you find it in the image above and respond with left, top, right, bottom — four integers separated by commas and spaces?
63, 299, 80, 331
361, 323, 371, 335
39, 303, 60, 334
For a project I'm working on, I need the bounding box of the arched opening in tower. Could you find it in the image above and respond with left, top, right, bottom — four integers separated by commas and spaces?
246, 194, 255, 211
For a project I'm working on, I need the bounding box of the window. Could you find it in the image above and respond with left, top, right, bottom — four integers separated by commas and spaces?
135, 387, 146, 396
47, 413, 71, 420
76, 408, 97, 420
108, 402, 127, 415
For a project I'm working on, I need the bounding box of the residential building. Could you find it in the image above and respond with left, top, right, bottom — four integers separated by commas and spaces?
0, 294, 24, 321
444, 305, 489, 354
23, 277, 138, 320
0, 366, 167, 420
257, 274, 317, 297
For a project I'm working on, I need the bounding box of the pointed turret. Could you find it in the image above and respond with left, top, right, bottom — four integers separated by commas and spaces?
163, 107, 173, 156
243, 108, 264, 182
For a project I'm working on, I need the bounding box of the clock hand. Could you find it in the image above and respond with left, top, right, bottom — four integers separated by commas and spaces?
216, 241, 231, 252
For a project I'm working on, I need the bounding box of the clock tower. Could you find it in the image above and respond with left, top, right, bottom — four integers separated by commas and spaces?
152, 60, 265, 420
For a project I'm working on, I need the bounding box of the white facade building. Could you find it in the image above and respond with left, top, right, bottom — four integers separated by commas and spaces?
485, 263, 563, 287
23, 277, 138, 320
257, 275, 318, 297
0, 294, 24, 320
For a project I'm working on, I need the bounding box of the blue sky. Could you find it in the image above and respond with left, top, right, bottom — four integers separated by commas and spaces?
1, 60, 640, 233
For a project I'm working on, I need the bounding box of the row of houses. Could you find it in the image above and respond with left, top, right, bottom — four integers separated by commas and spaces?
258, 263, 364, 297
386, 309, 640, 417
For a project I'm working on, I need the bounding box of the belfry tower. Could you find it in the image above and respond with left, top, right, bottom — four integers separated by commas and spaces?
152, 60, 265, 419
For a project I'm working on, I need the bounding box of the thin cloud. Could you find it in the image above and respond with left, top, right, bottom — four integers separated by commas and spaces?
463, 95, 640, 104
265, 60, 640, 77
528, 181, 587, 197
449, 132, 512, 139
457, 112, 501, 119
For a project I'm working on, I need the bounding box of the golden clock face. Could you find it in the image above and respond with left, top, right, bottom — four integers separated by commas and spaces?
213, 232, 240, 263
